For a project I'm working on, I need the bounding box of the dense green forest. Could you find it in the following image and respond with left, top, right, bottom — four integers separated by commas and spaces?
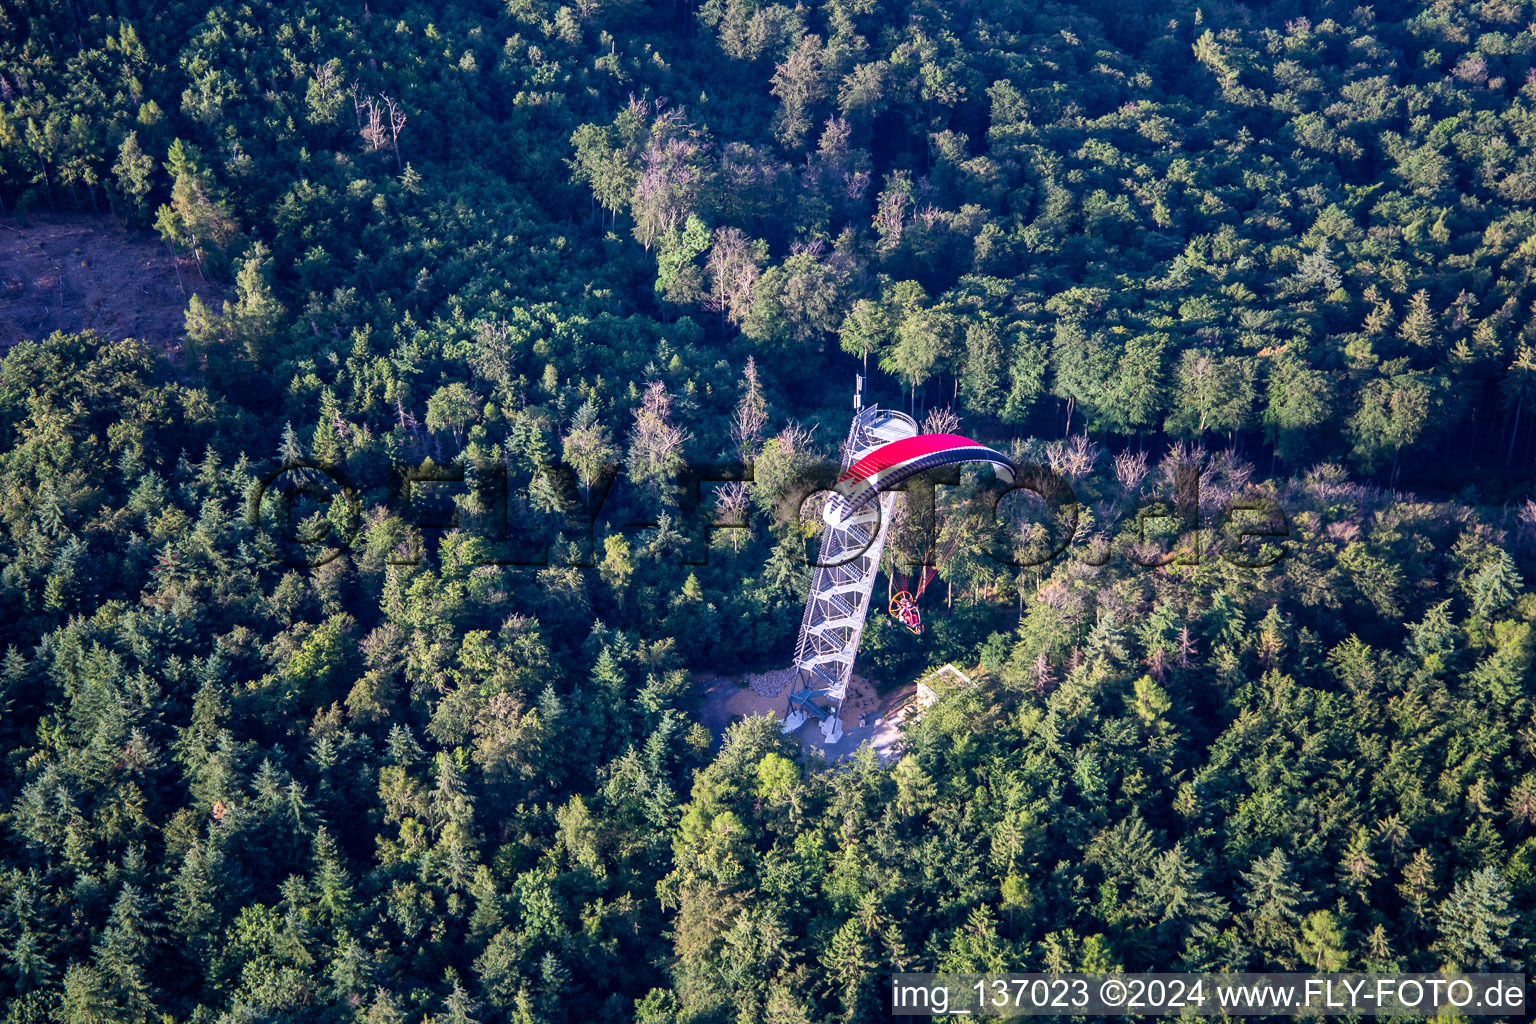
2, 0, 1535, 1019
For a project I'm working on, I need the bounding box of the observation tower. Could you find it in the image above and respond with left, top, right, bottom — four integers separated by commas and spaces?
782, 386, 917, 743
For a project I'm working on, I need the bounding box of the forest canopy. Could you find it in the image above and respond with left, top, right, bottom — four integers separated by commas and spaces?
0, 0, 1534, 1020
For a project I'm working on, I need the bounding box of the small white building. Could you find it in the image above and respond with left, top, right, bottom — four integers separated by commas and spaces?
911, 662, 978, 718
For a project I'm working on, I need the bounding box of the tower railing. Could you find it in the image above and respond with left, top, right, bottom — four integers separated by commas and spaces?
782, 404, 917, 743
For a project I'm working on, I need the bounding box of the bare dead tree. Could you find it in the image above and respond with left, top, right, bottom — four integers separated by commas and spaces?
730, 356, 767, 460
1114, 449, 1149, 493
628, 381, 691, 488
1210, 447, 1254, 488
394, 396, 419, 434
1176, 625, 1197, 668
381, 93, 406, 171
1034, 652, 1054, 694
874, 182, 910, 247
1160, 441, 1206, 489
1045, 434, 1098, 483
359, 95, 388, 153
775, 420, 817, 457
713, 480, 752, 553
921, 405, 961, 436
349, 82, 367, 132
313, 60, 339, 101
633, 136, 705, 251
843, 169, 870, 203
788, 236, 828, 259
705, 227, 760, 333
1517, 499, 1536, 545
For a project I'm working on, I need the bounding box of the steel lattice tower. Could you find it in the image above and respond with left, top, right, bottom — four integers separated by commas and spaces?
782, 399, 917, 743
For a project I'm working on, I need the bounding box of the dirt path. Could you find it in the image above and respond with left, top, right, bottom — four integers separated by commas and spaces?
0, 214, 220, 355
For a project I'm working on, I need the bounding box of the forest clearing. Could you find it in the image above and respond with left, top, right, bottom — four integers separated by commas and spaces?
0, 214, 215, 354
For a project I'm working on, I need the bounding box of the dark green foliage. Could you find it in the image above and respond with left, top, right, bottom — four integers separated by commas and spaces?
1, 0, 1535, 1020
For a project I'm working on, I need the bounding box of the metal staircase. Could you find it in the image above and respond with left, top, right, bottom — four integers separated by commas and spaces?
782, 401, 918, 743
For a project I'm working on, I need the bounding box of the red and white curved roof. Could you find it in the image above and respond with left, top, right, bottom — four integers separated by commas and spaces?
833, 432, 1015, 512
